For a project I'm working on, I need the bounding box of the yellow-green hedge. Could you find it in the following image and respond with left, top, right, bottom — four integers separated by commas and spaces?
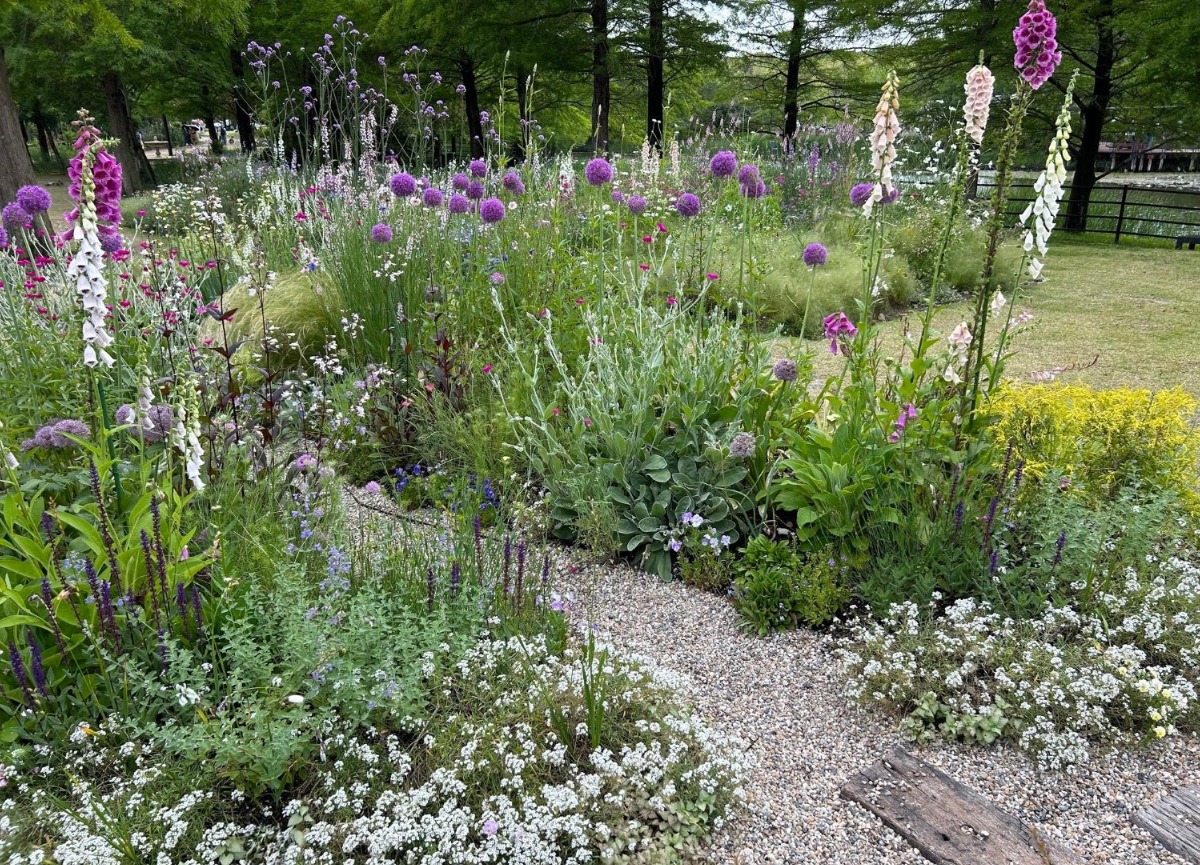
988, 383, 1200, 508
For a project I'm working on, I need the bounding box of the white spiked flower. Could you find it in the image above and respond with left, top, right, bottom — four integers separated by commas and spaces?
66, 147, 115, 369
864, 71, 901, 217
1020, 72, 1078, 278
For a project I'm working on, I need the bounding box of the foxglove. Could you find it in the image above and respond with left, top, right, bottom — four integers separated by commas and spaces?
864, 71, 901, 217
963, 64, 995, 145
1020, 73, 1077, 278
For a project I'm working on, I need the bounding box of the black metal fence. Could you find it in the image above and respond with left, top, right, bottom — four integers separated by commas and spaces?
977, 181, 1200, 244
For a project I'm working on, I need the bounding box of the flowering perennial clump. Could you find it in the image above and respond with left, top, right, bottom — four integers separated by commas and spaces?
20, 419, 90, 452
675, 193, 701, 218
65, 116, 117, 368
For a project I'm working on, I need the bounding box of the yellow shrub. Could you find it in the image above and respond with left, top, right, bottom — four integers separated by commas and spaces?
988, 383, 1200, 508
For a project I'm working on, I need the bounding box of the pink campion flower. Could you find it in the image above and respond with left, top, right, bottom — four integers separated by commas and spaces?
481, 364, 493, 374
639, 263, 650, 271
706, 272, 719, 281
665, 296, 677, 305
1013, 0, 1063, 90
822, 311, 858, 355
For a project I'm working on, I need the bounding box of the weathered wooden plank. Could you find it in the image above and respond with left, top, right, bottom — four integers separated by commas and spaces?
840, 748, 1083, 865
1134, 786, 1200, 863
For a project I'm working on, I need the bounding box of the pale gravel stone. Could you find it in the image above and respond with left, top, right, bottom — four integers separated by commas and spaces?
342, 488, 1199, 864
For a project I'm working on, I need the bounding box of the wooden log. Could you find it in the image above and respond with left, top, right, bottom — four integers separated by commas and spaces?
840, 748, 1083, 865
1134, 786, 1200, 863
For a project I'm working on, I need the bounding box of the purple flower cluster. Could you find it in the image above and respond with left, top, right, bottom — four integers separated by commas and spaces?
584, 158, 613, 186
115, 403, 173, 444
468, 159, 488, 178
390, 172, 417, 197
709, 150, 738, 178
772, 358, 798, 382
21, 419, 90, 452
626, 194, 647, 216
479, 197, 506, 224
67, 130, 123, 231
16, 185, 51, 215
1, 201, 29, 231
823, 312, 858, 355
502, 171, 525, 195
849, 182, 875, 207
738, 164, 766, 199
729, 432, 756, 458
889, 403, 918, 442
423, 187, 444, 207
371, 222, 394, 243
448, 193, 470, 214
466, 180, 485, 200
675, 192, 701, 218
1013, 0, 1063, 90
802, 243, 828, 267
451, 172, 469, 191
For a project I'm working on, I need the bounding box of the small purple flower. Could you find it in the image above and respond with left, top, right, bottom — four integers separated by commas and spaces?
16, 185, 52, 215
626, 194, 647, 216
482, 818, 499, 837
21, 418, 90, 452
0, 227, 8, 247
502, 172, 525, 195
364, 481, 382, 494
611, 190, 625, 204
584, 158, 613, 186
99, 228, 124, 253
802, 243, 828, 267
448, 193, 470, 214
451, 172, 469, 191
880, 185, 900, 205
675, 192, 701, 218
849, 182, 874, 206
737, 164, 764, 198
709, 150, 738, 178
1, 201, 30, 231
370, 223, 394, 243
772, 358, 798, 382
729, 432, 755, 458
479, 197, 506, 224
468, 159, 488, 178
422, 187, 444, 207
465, 180, 485, 200
389, 172, 417, 197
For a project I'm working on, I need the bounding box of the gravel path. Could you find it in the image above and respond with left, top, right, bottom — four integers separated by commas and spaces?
345, 491, 1200, 865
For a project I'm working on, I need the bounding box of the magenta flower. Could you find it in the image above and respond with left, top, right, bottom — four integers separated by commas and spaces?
389, 172, 417, 197
1013, 0, 1062, 90
626, 194, 647, 216
451, 172, 469, 191
823, 312, 858, 355
479, 197, 505, 224
849, 182, 874, 206
448, 193, 470, 214
468, 159, 488, 178
502, 171, 525, 195
675, 193, 701, 218
370, 223, 393, 243
709, 150, 738, 178
802, 243, 828, 267
16, 185, 51, 215
422, 187, 444, 207
584, 158, 613, 185
889, 403, 918, 442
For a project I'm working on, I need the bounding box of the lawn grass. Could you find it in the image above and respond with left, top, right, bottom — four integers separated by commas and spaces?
775, 236, 1200, 395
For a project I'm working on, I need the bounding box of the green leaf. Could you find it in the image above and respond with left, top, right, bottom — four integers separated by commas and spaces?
647, 468, 671, 483
0, 614, 51, 632
641, 454, 668, 472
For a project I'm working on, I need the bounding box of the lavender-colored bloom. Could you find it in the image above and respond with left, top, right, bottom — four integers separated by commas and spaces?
422, 187, 444, 207
451, 172, 469, 191
584, 158, 613, 185
1013, 0, 1063, 90
482, 819, 499, 837
465, 180, 485, 200
772, 358, 798, 382
611, 190, 625, 204
802, 243, 828, 267
849, 182, 874, 206
468, 159, 488, 178
729, 432, 755, 458
390, 172, 417, 196
807, 145, 820, 174
675, 192, 701, 218
626, 194, 647, 216
737, 164, 761, 197
370, 223, 394, 243
502, 172, 525, 195
448, 193, 470, 214
450, 561, 462, 598
479, 197, 506, 224
21, 418, 90, 452
99, 227, 125, 253
8, 641, 33, 705
27, 633, 48, 696
0, 226, 8, 247
16, 185, 52, 215
879, 185, 900, 205
2, 201, 30, 231
709, 150, 738, 178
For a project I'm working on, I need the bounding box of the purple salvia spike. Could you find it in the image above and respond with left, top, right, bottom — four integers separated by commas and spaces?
176, 582, 189, 637
450, 561, 461, 599
27, 633, 48, 697
8, 641, 35, 707
502, 535, 512, 596
140, 529, 161, 632
190, 585, 204, 637
515, 539, 526, 612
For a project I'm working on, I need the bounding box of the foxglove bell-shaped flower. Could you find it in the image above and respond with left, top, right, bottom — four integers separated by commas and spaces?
963, 65, 995, 145
1020, 72, 1077, 278
864, 71, 901, 217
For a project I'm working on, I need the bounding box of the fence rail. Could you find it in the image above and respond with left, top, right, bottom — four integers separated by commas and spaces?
975, 181, 1200, 244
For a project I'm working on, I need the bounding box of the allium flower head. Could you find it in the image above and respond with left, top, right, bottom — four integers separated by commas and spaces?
675, 192, 701, 218
849, 183, 874, 207
626, 194, 647, 216
21, 419, 90, 452
451, 172, 469, 191
1013, 0, 1063, 90
584, 158, 613, 186
709, 150, 738, 178
737, 165, 766, 198
2, 201, 30, 231
422, 187, 444, 207
729, 432, 755, 458
772, 357, 798, 382
466, 180, 485, 200
448, 193, 470, 214
802, 243, 828, 267
16, 185, 52, 215
502, 172, 525, 195
99, 228, 125, 253
389, 172, 417, 197
468, 159, 488, 178
963, 64, 996, 145
479, 197, 506, 224
370, 223, 393, 243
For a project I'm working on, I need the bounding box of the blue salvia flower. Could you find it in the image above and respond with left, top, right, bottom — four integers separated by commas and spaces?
426, 568, 436, 611
8, 640, 34, 706
27, 633, 48, 696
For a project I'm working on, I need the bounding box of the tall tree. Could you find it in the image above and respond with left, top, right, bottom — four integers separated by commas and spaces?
591, 0, 611, 152
0, 43, 37, 212
647, 0, 665, 152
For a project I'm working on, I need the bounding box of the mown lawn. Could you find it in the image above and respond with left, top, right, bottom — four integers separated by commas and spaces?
777, 237, 1200, 395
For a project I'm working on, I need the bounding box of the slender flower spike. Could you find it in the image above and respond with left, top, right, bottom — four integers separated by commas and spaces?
864, 71, 901, 217
66, 118, 116, 368
1013, 0, 1063, 90
1020, 72, 1077, 278
963, 64, 996, 145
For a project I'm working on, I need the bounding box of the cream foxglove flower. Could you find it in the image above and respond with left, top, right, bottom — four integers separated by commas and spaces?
864, 71, 901, 217
1020, 72, 1078, 278
963, 64, 995, 145
67, 147, 115, 369
990, 291, 1008, 316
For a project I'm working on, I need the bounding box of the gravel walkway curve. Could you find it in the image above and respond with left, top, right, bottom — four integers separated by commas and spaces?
344, 490, 1200, 865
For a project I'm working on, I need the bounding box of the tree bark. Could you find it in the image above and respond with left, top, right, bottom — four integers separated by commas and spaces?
647, 0, 665, 155
230, 48, 255, 155
32, 103, 51, 163
590, 0, 610, 153
161, 114, 174, 156
201, 85, 222, 154
459, 57, 485, 159
0, 46, 39, 211
102, 70, 154, 193
1065, 0, 1115, 232
782, 1, 804, 150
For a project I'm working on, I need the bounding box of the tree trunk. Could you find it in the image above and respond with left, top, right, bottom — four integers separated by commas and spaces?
201, 85, 222, 154
32, 103, 52, 162
230, 48, 255, 155
647, 0, 665, 155
0, 45, 43, 223
102, 70, 154, 194
161, 114, 174, 156
590, 0, 610, 153
459, 57, 485, 159
1065, 0, 1115, 232
782, 1, 804, 150
514, 64, 529, 160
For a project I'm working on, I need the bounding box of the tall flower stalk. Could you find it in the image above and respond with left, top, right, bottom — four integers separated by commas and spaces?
66, 118, 117, 370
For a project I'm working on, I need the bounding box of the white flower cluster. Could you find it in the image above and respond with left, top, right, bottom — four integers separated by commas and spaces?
1020, 72, 1078, 279
66, 147, 114, 369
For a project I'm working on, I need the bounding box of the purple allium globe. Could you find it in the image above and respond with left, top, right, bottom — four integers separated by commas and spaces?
584, 158, 613, 186
389, 172, 417, 197
479, 197, 506, 224
772, 358, 798, 382
802, 243, 828, 267
448, 193, 470, 214
422, 187, 444, 207
502, 172, 525, 195
468, 159, 488, 178
729, 432, 756, 458
99, 228, 125, 253
370, 222, 394, 243
20, 419, 91, 452
849, 182, 875, 207
611, 190, 625, 204
451, 172, 469, 191
2, 201, 30, 231
16, 185, 51, 215
626, 194, 647, 216
880, 186, 900, 205
465, 180, 485, 200
675, 192, 701, 218
0, 227, 8, 247
709, 150, 738, 178
1013, 0, 1063, 90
